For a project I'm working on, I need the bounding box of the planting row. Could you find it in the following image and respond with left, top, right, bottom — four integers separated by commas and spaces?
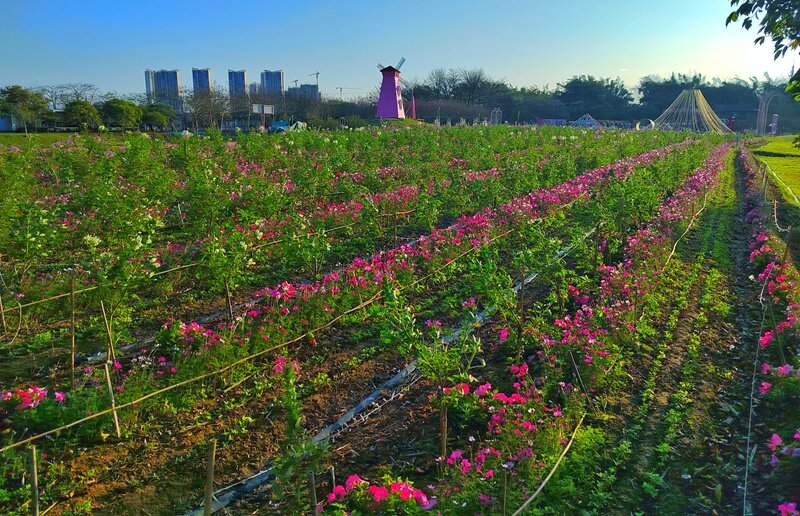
0, 137, 725, 512
0, 128, 689, 380
285, 143, 734, 514
738, 149, 799, 515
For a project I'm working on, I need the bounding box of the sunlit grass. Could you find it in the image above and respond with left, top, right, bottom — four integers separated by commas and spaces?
752, 135, 800, 206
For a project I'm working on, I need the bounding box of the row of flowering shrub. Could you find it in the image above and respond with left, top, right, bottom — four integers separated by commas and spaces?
0, 128, 689, 372
308, 143, 734, 512
0, 135, 727, 514
738, 148, 800, 515
0, 139, 710, 436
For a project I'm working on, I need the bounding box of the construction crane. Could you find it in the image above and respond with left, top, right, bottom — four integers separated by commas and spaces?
336, 86, 362, 100
308, 71, 320, 87
291, 79, 299, 88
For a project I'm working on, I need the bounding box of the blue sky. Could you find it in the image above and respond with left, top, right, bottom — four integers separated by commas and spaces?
2, 0, 794, 99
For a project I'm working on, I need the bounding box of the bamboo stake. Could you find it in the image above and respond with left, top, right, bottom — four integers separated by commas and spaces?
103, 363, 121, 439
0, 292, 7, 334
100, 301, 116, 363
329, 465, 335, 488
224, 279, 234, 322
29, 446, 39, 516
70, 278, 76, 386
440, 405, 448, 461
204, 439, 217, 516
308, 472, 318, 515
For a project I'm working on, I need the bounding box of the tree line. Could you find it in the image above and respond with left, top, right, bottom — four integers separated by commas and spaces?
2, 70, 800, 133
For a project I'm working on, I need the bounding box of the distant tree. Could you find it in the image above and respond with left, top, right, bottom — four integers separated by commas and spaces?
454, 68, 502, 104
419, 68, 461, 99
141, 102, 174, 130
727, 0, 800, 97
63, 99, 102, 129
101, 98, 143, 129
183, 87, 229, 130
558, 76, 633, 119
0, 85, 50, 134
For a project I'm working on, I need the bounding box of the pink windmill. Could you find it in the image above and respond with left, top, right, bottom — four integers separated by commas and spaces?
376, 57, 407, 119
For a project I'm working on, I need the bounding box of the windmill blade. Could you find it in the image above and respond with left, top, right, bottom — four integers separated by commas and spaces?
399, 77, 411, 88
377, 63, 386, 70
396, 57, 406, 70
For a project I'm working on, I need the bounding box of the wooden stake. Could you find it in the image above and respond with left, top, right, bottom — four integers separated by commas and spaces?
204, 439, 217, 516
70, 278, 76, 386
103, 363, 121, 439
329, 465, 335, 488
29, 446, 39, 516
0, 292, 7, 335
224, 279, 234, 321
308, 472, 318, 514
100, 301, 116, 363
440, 405, 448, 461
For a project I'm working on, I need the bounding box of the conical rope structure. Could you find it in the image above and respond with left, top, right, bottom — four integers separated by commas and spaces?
653, 89, 732, 133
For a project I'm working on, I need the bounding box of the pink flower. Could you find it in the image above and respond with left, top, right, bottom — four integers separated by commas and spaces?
777, 364, 795, 377
794, 430, 800, 440
452, 383, 470, 395
759, 382, 772, 395
412, 489, 428, 505
327, 484, 346, 502
390, 482, 415, 501
113, 360, 122, 370
54, 391, 66, 403
474, 383, 492, 397
778, 502, 798, 516
759, 331, 774, 347
345, 474, 366, 491
369, 485, 389, 502
498, 328, 510, 342
273, 356, 287, 374
484, 469, 494, 478
768, 433, 783, 451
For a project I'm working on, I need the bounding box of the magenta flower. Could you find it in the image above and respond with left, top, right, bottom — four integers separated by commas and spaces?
768, 433, 784, 451
345, 474, 366, 490
777, 502, 798, 516
498, 328, 509, 342
327, 484, 346, 503
759, 331, 774, 347
273, 356, 287, 374
54, 391, 66, 403
759, 382, 772, 395
369, 485, 389, 502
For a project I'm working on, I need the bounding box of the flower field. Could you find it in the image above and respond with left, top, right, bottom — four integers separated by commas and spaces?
0, 127, 797, 515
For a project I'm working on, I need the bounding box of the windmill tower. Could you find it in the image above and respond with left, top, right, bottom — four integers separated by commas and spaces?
376, 57, 407, 119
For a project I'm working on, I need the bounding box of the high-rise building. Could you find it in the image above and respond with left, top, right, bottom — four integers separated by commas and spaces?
288, 83, 320, 100
249, 82, 261, 96
145, 69, 182, 111
260, 70, 285, 95
228, 70, 248, 97
144, 70, 155, 100
192, 68, 212, 95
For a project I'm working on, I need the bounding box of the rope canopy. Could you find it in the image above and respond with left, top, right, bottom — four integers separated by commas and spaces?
653, 89, 732, 133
